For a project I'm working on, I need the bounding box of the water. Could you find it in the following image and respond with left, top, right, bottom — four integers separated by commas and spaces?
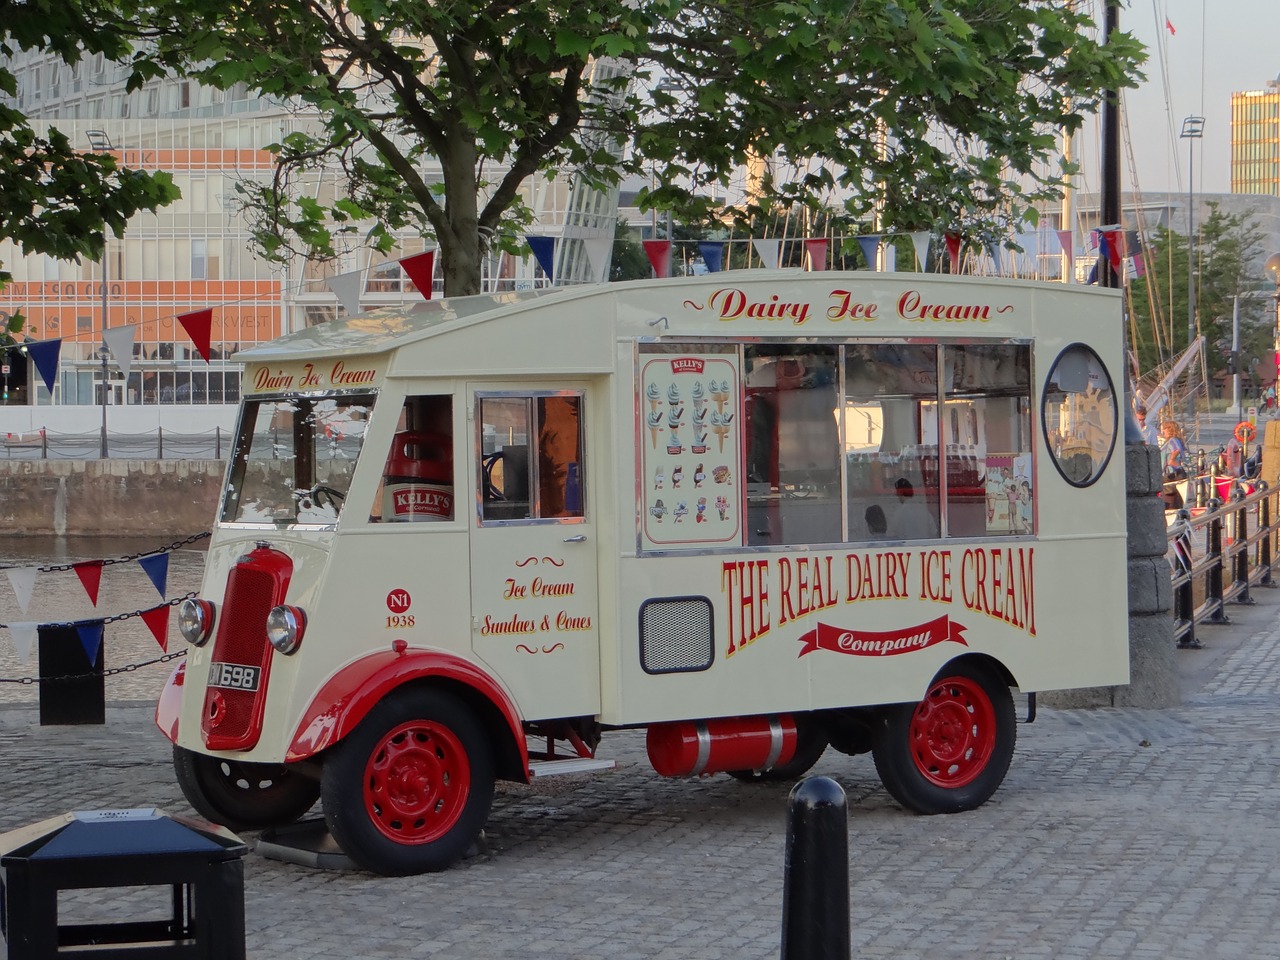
0, 536, 206, 705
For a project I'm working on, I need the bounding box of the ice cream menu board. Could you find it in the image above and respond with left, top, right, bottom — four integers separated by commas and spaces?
640, 354, 742, 548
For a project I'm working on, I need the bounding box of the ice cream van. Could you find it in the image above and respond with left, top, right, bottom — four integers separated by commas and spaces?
157, 270, 1129, 875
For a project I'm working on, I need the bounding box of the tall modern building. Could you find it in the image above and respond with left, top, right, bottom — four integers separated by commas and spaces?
1231, 76, 1280, 196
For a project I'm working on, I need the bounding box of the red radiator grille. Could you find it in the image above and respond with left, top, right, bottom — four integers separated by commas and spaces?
201, 550, 291, 751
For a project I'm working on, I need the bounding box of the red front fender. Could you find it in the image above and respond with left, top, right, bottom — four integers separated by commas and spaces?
286, 647, 529, 779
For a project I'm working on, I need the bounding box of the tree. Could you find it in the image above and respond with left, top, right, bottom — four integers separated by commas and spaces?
118, 0, 1143, 297
1127, 204, 1270, 386
0, 0, 180, 341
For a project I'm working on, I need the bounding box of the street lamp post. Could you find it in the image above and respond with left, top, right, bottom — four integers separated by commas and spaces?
1180, 116, 1204, 421
87, 130, 114, 458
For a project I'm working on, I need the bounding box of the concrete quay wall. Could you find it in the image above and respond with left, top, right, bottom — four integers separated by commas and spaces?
0, 460, 223, 535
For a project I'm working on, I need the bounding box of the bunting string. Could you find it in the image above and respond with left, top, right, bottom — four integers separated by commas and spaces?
0, 532, 209, 573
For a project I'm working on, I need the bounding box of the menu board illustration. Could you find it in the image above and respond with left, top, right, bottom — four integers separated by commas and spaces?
641, 355, 742, 547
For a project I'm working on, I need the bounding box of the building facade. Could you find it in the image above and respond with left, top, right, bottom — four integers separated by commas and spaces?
1231, 77, 1280, 196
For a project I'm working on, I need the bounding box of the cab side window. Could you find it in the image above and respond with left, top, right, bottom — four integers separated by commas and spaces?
371, 395, 454, 522
479, 394, 584, 522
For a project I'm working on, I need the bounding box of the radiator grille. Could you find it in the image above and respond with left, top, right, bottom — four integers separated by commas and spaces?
201, 561, 282, 751
639, 597, 714, 674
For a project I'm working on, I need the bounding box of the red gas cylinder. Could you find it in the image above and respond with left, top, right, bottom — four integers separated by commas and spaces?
382, 431, 453, 521
646, 715, 798, 777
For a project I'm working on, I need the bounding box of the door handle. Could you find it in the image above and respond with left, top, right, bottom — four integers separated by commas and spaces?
563, 534, 588, 543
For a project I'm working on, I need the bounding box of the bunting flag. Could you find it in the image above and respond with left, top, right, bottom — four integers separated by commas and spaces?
751, 238, 781, 268
856, 235, 880, 270
1099, 229, 1123, 270
1055, 230, 1074, 260
698, 241, 725, 273
803, 238, 829, 272
1124, 230, 1141, 257
945, 234, 963, 274
5, 566, 37, 613
987, 242, 1003, 276
642, 239, 672, 278
26, 339, 62, 393
177, 308, 214, 363
909, 231, 930, 270
76, 621, 105, 665
73, 560, 104, 606
526, 235, 556, 281
141, 604, 171, 651
137, 553, 169, 598
326, 268, 365, 316
102, 324, 137, 379
399, 250, 436, 299
1133, 250, 1147, 277
1165, 17, 1175, 35
582, 237, 612, 282
9, 622, 37, 664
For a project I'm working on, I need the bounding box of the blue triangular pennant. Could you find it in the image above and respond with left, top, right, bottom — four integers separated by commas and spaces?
698, 241, 724, 273
76, 621, 104, 665
526, 235, 555, 281
26, 339, 62, 394
856, 235, 880, 269
137, 553, 169, 598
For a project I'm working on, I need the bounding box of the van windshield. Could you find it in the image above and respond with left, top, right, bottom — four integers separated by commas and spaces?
220, 393, 376, 525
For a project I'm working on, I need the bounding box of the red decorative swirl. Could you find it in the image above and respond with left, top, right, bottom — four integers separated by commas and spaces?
682, 299, 704, 310
541, 556, 565, 567
515, 644, 538, 655
541, 643, 565, 654
515, 556, 539, 567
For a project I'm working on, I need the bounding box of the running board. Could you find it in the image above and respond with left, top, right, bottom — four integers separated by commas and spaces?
528, 757, 616, 778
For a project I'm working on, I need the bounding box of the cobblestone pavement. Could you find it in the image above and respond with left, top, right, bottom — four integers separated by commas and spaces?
4, 586, 1280, 958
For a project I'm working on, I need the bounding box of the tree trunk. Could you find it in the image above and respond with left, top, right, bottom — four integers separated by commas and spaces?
438, 138, 484, 298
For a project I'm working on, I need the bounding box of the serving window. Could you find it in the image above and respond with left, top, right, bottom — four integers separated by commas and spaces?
639, 340, 1036, 550
478, 393, 585, 523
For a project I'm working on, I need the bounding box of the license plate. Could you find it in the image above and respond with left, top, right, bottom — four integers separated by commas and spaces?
209, 662, 261, 692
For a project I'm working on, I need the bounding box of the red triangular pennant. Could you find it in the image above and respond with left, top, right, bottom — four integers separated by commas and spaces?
177, 308, 214, 362
1101, 229, 1123, 270
804, 239, 829, 271
945, 234, 963, 273
642, 240, 672, 279
400, 250, 436, 299
73, 560, 105, 606
141, 604, 171, 651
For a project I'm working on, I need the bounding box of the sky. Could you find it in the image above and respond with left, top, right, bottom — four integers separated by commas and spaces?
1076, 0, 1279, 197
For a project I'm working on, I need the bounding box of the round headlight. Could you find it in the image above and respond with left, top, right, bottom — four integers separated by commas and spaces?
177, 598, 216, 646
266, 605, 307, 654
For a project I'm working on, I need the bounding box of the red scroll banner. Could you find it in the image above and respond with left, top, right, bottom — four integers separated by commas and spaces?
796, 616, 968, 658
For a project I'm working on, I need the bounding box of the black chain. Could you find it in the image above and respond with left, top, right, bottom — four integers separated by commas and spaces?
0, 649, 186, 685
0, 592, 197, 630
0, 532, 210, 573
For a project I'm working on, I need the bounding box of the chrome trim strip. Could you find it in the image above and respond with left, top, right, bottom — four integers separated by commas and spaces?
691, 722, 712, 776
762, 716, 785, 771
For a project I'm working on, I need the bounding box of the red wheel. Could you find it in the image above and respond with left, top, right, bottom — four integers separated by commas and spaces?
362, 719, 471, 845
907, 675, 998, 788
872, 660, 1015, 814
322, 689, 494, 875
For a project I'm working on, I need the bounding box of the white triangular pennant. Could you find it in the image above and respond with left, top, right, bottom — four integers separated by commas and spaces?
5, 566, 37, 613
102, 324, 137, 380
909, 231, 931, 271
9, 622, 37, 664
582, 238, 612, 283
751, 238, 781, 269
326, 268, 364, 316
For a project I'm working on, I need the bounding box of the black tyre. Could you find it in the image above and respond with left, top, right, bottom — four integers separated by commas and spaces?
173, 745, 320, 830
728, 719, 828, 782
321, 688, 495, 876
871, 660, 1015, 814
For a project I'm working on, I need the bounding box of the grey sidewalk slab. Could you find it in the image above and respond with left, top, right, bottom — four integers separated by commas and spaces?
4, 591, 1280, 959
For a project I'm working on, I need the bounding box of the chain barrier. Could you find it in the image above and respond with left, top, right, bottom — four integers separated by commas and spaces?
0, 649, 186, 686
0, 532, 210, 573
0, 591, 198, 632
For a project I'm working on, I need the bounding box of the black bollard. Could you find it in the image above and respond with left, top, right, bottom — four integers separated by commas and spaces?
781, 776, 850, 960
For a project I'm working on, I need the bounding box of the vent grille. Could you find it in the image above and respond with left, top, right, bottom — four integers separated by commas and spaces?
639, 597, 714, 674
202, 562, 281, 750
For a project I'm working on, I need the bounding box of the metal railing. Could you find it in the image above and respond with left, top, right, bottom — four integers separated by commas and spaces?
1167, 480, 1278, 649
0, 426, 226, 460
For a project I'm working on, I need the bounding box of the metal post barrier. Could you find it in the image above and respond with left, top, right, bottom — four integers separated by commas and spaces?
1260, 481, 1273, 586
1172, 511, 1196, 648
215, 425, 221, 459
1233, 489, 1253, 604
781, 777, 850, 960
41, 428, 48, 458
158, 424, 164, 458
1205, 503, 1230, 624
